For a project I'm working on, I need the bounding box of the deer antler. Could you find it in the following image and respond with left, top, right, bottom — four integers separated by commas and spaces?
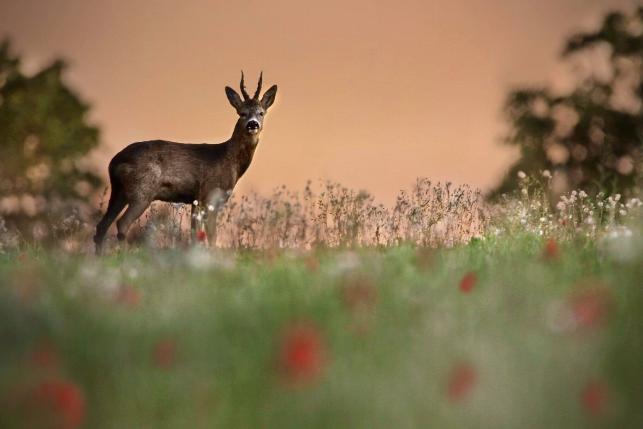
240, 70, 250, 100
253, 71, 263, 100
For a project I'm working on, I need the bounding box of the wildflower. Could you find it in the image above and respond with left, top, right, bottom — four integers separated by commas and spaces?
614, 194, 621, 201
521, 188, 528, 196
619, 209, 627, 216
578, 190, 587, 199
581, 380, 608, 416
115, 284, 141, 307
153, 339, 177, 369
207, 204, 215, 212
543, 239, 559, 260
26, 378, 86, 429
193, 200, 199, 206
446, 363, 477, 402
459, 272, 477, 293
556, 201, 566, 211
569, 286, 610, 329
278, 323, 327, 386
517, 171, 526, 179
542, 170, 552, 179
196, 230, 207, 243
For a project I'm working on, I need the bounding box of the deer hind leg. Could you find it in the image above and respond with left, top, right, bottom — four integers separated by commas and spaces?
94, 188, 127, 253
116, 199, 151, 242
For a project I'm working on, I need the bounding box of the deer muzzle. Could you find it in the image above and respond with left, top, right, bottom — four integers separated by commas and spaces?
246, 120, 260, 134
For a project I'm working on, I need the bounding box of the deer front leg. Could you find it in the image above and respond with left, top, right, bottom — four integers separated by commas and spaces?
203, 188, 231, 248
190, 203, 199, 243
116, 199, 151, 243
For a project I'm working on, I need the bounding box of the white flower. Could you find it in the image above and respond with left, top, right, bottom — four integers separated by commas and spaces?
539, 217, 546, 222
193, 200, 199, 206
542, 170, 552, 179
521, 188, 528, 196
517, 171, 527, 179
556, 202, 566, 211
614, 194, 621, 201
578, 190, 587, 198
196, 213, 203, 221
619, 209, 627, 216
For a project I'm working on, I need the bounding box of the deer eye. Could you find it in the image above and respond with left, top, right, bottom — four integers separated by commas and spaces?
240, 112, 248, 118
259, 112, 264, 116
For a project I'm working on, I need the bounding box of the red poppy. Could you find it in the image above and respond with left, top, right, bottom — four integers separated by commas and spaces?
581, 380, 608, 416
570, 287, 610, 329
153, 339, 177, 369
447, 363, 477, 402
27, 379, 86, 429
115, 284, 141, 307
278, 323, 327, 386
543, 239, 560, 260
459, 272, 477, 293
196, 230, 208, 243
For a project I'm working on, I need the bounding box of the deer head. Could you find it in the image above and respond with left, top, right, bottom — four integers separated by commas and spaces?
225, 71, 278, 138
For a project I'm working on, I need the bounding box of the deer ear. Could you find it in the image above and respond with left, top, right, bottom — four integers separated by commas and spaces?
261, 85, 278, 109
225, 86, 243, 110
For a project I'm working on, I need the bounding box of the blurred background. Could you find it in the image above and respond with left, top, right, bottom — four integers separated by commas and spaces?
0, 0, 641, 238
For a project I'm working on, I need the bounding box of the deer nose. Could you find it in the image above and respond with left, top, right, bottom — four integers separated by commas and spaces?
246, 120, 260, 130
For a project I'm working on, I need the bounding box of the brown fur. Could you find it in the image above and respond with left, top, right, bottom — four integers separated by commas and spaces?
94, 73, 277, 253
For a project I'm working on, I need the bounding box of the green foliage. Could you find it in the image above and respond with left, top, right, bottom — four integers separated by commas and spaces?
492, 8, 643, 199
0, 39, 102, 239
0, 234, 641, 428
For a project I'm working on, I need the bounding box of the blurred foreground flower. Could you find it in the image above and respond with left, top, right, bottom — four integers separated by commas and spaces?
278, 323, 327, 386
569, 286, 611, 329
196, 229, 207, 243
547, 282, 611, 334
447, 363, 477, 402
153, 339, 177, 370
16, 378, 86, 429
459, 272, 477, 294
543, 239, 560, 260
115, 284, 141, 307
581, 380, 609, 417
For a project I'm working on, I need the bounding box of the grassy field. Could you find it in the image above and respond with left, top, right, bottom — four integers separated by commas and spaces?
1, 230, 641, 428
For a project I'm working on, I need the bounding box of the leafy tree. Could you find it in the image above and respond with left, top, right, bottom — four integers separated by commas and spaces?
491, 8, 643, 198
0, 39, 102, 240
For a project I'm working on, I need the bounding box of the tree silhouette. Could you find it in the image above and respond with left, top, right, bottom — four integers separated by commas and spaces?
0, 39, 102, 240
491, 8, 642, 198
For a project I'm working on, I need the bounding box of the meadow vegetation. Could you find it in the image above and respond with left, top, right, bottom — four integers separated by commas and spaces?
1, 173, 642, 428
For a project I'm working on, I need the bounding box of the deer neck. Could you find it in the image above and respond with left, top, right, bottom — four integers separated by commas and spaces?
228, 122, 259, 176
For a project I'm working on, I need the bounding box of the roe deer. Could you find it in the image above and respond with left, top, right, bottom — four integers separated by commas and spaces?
94, 72, 277, 253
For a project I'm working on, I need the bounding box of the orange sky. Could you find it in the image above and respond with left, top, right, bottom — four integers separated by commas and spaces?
0, 0, 636, 202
